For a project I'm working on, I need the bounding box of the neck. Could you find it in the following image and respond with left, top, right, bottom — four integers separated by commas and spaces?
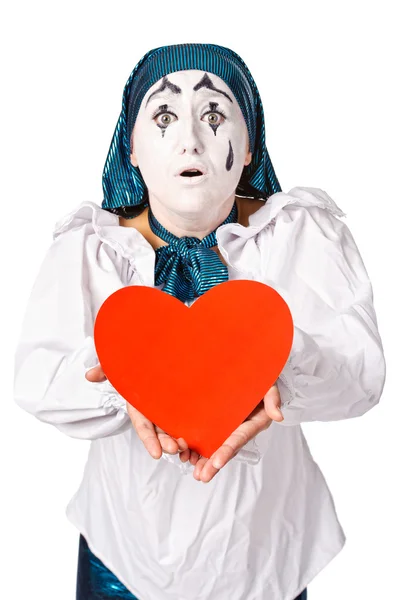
148, 192, 237, 240
118, 196, 266, 252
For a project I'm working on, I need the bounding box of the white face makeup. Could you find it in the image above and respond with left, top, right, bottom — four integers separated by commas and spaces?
130, 70, 252, 235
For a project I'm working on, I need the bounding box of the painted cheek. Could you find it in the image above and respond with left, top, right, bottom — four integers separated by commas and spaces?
157, 125, 166, 138
226, 140, 234, 171
210, 123, 219, 136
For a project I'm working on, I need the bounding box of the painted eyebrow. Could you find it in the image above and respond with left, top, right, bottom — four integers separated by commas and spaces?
145, 76, 182, 107
145, 72, 233, 108
193, 73, 233, 103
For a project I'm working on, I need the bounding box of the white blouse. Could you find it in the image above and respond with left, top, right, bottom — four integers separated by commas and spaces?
14, 186, 386, 600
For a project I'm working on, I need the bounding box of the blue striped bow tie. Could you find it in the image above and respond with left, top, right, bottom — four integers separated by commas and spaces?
148, 202, 238, 302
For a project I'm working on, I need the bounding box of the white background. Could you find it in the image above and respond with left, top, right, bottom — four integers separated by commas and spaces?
1, 1, 398, 598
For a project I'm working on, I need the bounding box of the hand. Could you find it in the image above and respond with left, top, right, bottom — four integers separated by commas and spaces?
85, 365, 198, 463
193, 384, 283, 484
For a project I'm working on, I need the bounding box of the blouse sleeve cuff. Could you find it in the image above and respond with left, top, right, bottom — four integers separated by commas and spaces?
275, 359, 302, 426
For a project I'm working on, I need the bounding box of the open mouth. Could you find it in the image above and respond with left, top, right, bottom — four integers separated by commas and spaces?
180, 169, 204, 177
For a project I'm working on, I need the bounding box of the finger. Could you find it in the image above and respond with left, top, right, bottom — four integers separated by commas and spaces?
154, 427, 188, 450
199, 455, 221, 483
85, 365, 107, 382
154, 430, 189, 455
189, 450, 200, 466
179, 448, 191, 463
127, 405, 162, 459
263, 385, 284, 421
211, 438, 241, 470
176, 438, 189, 452
157, 431, 179, 455
211, 417, 270, 470
193, 456, 208, 480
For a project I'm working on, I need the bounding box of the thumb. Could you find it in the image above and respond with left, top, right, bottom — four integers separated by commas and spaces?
85, 364, 107, 382
263, 384, 284, 422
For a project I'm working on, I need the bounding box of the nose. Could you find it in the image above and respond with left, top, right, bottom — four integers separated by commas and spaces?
177, 118, 205, 155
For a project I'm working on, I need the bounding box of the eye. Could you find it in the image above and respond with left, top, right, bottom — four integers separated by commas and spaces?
152, 110, 178, 128
201, 109, 227, 126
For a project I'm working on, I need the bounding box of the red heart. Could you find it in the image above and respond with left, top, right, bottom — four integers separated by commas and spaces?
94, 280, 293, 458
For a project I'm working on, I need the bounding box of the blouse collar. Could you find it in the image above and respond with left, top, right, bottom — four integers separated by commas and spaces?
53, 187, 345, 284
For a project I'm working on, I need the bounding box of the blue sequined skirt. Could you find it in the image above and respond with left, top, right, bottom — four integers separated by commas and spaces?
76, 534, 307, 599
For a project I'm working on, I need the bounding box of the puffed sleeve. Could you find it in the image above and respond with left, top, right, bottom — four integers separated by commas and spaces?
257, 187, 386, 426
13, 203, 148, 440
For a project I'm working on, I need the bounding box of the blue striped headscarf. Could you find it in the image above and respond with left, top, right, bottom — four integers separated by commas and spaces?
102, 43, 281, 216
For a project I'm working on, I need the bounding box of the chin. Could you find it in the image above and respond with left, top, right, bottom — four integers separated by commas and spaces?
172, 193, 216, 216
